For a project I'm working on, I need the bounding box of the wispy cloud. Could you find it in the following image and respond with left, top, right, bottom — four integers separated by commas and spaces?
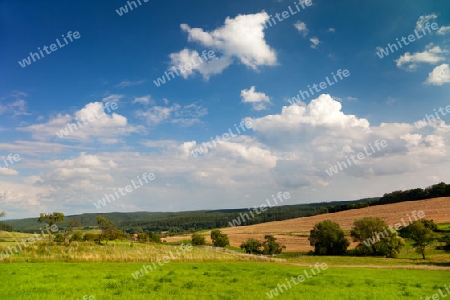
0, 91, 30, 116
115, 79, 145, 88
136, 103, 208, 126
310, 37, 320, 49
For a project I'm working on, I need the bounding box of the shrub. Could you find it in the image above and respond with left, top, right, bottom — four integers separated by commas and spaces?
210, 229, 229, 247
70, 231, 84, 242
240, 238, 262, 254
137, 232, 161, 243
262, 235, 285, 255
84, 233, 101, 242
191, 233, 206, 246
53, 233, 65, 243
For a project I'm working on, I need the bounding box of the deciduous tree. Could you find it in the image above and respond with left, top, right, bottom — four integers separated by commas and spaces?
191, 233, 206, 246
309, 220, 349, 255
64, 218, 82, 244
240, 238, 262, 254
351, 217, 405, 257
262, 235, 285, 255
210, 229, 229, 247
97, 216, 117, 244
403, 220, 437, 259
38, 212, 64, 241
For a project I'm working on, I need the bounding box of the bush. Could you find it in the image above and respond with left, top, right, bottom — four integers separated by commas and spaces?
240, 238, 262, 254
53, 233, 65, 243
84, 233, 101, 242
240, 235, 285, 255
191, 233, 206, 246
210, 229, 229, 247
70, 231, 84, 242
137, 232, 161, 243
262, 235, 285, 255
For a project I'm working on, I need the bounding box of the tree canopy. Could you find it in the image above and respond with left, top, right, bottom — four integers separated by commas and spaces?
210, 229, 229, 247
351, 217, 404, 258
309, 220, 349, 255
401, 220, 437, 259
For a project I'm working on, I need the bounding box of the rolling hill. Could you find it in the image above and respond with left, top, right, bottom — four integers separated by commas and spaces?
167, 197, 450, 252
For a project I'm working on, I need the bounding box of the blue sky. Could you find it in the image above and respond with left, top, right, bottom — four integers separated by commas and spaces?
1, 0, 450, 219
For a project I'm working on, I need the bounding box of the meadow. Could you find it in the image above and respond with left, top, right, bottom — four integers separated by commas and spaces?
0, 238, 449, 299
1, 261, 449, 300
1, 196, 449, 299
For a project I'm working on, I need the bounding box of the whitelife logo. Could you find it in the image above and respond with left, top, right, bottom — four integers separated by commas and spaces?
115, 0, 149, 16
228, 192, 291, 227
191, 120, 252, 157
414, 104, 450, 129
263, 0, 312, 30
93, 172, 155, 209
325, 140, 388, 176
0, 154, 21, 170
288, 69, 350, 105
131, 243, 193, 279
266, 263, 328, 298
376, 22, 439, 59
153, 50, 216, 87
0, 225, 58, 261
18, 31, 81, 68
362, 210, 425, 247
56, 102, 118, 139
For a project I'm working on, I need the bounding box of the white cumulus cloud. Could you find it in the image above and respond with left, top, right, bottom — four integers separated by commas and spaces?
425, 64, 450, 85
177, 12, 277, 75
396, 44, 447, 70
240, 86, 271, 111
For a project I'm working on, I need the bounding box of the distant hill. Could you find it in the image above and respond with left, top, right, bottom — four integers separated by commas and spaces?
4, 198, 378, 233
202, 197, 450, 252
5, 181, 450, 234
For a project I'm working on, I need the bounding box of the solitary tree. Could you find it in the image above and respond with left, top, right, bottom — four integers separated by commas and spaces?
97, 216, 116, 244
403, 220, 437, 259
309, 220, 349, 255
210, 229, 229, 247
38, 212, 64, 241
64, 218, 82, 244
0, 211, 5, 218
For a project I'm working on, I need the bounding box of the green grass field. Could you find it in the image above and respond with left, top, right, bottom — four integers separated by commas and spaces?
1, 230, 449, 299
0, 262, 448, 299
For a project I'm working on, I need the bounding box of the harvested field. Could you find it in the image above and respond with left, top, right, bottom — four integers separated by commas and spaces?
166, 197, 450, 252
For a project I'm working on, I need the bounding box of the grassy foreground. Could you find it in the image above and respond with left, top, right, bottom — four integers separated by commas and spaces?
0, 261, 448, 299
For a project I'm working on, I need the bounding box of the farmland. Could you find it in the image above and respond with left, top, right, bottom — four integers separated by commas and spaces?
1, 197, 450, 299
167, 197, 450, 252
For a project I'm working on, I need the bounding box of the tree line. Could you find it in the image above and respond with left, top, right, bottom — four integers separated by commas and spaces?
308, 217, 445, 259
3, 182, 449, 235
326, 182, 450, 213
